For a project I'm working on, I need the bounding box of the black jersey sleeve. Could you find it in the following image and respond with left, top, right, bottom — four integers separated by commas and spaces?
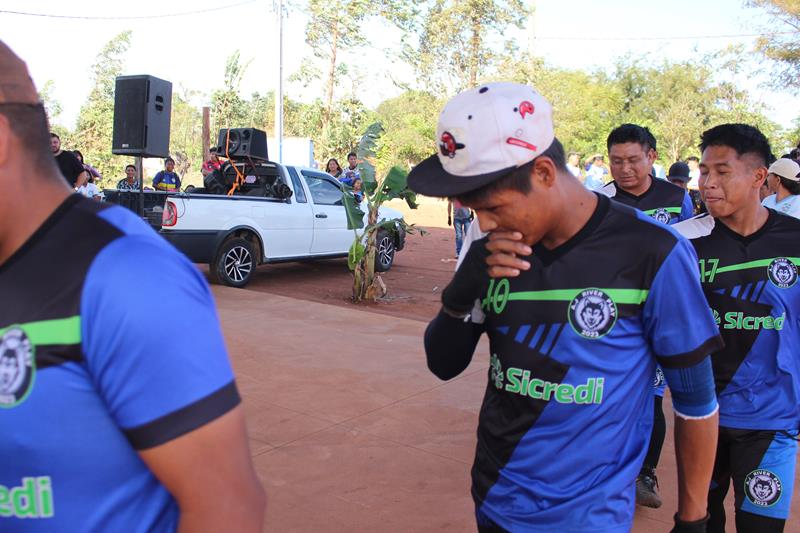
424, 310, 484, 380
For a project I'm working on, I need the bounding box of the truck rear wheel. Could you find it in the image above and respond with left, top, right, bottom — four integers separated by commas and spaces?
374, 230, 395, 272
212, 237, 255, 288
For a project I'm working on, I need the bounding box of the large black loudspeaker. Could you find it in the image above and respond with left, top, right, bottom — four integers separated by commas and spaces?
216, 128, 269, 161
112, 75, 172, 158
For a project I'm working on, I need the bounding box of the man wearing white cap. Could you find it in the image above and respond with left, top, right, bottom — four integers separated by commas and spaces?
762, 157, 800, 219
408, 82, 722, 532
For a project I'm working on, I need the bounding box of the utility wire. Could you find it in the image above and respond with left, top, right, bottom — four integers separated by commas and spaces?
0, 0, 258, 20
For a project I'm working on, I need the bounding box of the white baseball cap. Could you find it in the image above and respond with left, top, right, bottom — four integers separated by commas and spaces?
407, 82, 555, 197
768, 158, 800, 182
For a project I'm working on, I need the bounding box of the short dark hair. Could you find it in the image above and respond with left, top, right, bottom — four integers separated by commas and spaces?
164, 157, 175, 164
780, 176, 800, 195
607, 124, 656, 153
73, 149, 83, 162
686, 156, 699, 163
1, 104, 58, 175
699, 124, 772, 167
455, 138, 567, 205
125, 164, 136, 171
50, 132, 60, 140
347, 152, 357, 159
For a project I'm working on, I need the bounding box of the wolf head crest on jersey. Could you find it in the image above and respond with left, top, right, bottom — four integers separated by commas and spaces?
569, 289, 618, 339
745, 470, 782, 507
768, 258, 797, 289
0, 328, 35, 408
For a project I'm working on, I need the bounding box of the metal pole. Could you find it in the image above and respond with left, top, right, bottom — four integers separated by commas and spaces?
202, 106, 211, 157
135, 155, 144, 218
274, 0, 284, 164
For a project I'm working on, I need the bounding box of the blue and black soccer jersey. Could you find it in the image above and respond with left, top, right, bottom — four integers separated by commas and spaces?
469, 195, 722, 531
0, 195, 239, 531
675, 211, 800, 431
599, 177, 694, 225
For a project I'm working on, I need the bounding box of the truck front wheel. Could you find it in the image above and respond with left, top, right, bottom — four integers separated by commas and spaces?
212, 237, 255, 288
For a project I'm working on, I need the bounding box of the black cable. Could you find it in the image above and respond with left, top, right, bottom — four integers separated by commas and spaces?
0, 0, 258, 20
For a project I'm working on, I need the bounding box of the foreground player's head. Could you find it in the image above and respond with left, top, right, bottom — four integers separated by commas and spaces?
0, 40, 59, 183
407, 82, 583, 244
606, 123, 657, 194
698, 124, 771, 219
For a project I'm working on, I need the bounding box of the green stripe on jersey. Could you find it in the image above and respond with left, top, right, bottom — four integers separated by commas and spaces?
642, 207, 682, 215
0, 316, 81, 345
716, 257, 800, 275
506, 288, 649, 305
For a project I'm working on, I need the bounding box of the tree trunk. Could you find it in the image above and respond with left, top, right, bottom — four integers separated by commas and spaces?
324, 21, 340, 131
469, 7, 482, 88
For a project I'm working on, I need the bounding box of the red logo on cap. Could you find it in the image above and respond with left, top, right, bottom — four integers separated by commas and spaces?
506, 138, 537, 152
439, 131, 465, 159
519, 101, 535, 119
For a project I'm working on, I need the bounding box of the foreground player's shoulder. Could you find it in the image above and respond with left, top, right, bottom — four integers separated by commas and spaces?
606, 200, 681, 247
672, 213, 715, 240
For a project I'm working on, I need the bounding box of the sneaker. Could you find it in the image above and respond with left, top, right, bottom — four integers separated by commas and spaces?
636, 467, 662, 508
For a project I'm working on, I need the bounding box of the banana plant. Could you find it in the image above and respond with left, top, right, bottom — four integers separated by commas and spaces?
342, 165, 423, 302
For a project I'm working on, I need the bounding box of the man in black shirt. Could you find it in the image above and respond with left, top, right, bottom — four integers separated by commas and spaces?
50, 132, 86, 187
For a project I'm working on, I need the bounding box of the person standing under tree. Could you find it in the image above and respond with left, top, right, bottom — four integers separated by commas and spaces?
447, 199, 472, 259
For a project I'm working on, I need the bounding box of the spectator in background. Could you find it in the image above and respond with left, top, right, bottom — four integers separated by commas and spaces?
340, 152, 360, 184
352, 177, 364, 203
153, 157, 181, 192
117, 164, 140, 191
686, 156, 701, 189
50, 133, 86, 187
669, 161, 705, 215
584, 154, 608, 190
74, 171, 103, 201
73, 150, 102, 186
566, 152, 582, 179
446, 199, 471, 259
201, 149, 221, 177
326, 158, 343, 179
667, 161, 691, 190
762, 157, 800, 219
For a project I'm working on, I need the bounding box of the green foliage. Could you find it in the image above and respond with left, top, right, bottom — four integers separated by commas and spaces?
211, 51, 252, 133
404, 0, 529, 94
170, 88, 204, 184
374, 90, 442, 175
73, 31, 133, 187
494, 51, 783, 166
747, 0, 800, 90
343, 147, 422, 301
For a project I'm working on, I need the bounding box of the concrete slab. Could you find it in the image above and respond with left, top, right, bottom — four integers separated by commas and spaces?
210, 286, 799, 533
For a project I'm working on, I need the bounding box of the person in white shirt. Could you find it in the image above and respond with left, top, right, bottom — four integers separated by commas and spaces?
686, 156, 701, 190
75, 172, 103, 201
762, 157, 800, 219
567, 152, 582, 179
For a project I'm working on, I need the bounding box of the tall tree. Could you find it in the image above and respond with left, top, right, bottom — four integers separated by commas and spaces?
748, 0, 800, 89
73, 30, 132, 184
304, 0, 413, 131
405, 0, 528, 94
210, 51, 251, 137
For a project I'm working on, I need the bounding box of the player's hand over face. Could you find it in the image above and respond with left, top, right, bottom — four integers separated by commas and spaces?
485, 232, 531, 279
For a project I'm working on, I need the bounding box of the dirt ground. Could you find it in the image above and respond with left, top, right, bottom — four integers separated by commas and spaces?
224, 202, 463, 323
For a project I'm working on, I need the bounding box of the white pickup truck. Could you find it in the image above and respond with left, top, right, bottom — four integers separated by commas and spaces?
105, 162, 405, 288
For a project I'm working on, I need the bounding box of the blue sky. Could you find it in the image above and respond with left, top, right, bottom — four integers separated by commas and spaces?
2, 0, 795, 129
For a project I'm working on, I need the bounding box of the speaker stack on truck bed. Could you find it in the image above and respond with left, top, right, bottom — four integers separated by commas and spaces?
204, 128, 291, 200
